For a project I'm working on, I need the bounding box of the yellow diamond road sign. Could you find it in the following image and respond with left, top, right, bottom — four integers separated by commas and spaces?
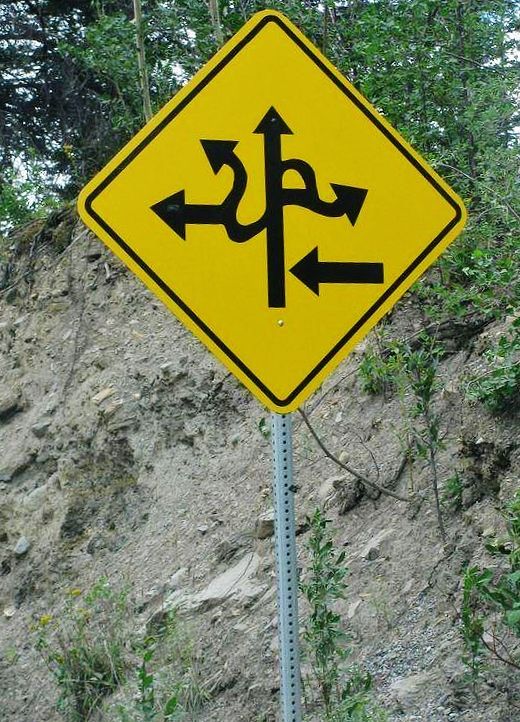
78, 10, 466, 412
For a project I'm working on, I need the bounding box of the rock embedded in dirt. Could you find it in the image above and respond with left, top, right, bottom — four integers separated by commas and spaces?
0, 388, 23, 422
169, 567, 188, 590
389, 670, 438, 711
178, 552, 266, 612
0, 450, 34, 483
336, 477, 364, 514
91, 386, 116, 405
254, 510, 274, 539
214, 533, 250, 563
30, 419, 51, 438
22, 484, 48, 513
13, 536, 30, 557
359, 528, 394, 561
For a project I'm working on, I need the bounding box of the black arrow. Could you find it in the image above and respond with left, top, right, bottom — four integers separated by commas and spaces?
151, 139, 263, 242
330, 183, 368, 226
151, 189, 223, 240
282, 159, 368, 226
201, 139, 265, 242
290, 246, 384, 295
254, 107, 292, 308
200, 139, 239, 174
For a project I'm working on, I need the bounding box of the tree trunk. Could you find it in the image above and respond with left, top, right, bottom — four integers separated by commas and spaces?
208, 0, 224, 47
133, 0, 152, 123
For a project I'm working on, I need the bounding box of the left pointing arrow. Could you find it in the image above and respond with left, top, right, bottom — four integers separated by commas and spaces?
290, 246, 384, 295
150, 190, 223, 240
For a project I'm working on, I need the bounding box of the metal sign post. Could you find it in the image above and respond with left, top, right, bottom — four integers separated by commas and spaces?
271, 412, 302, 722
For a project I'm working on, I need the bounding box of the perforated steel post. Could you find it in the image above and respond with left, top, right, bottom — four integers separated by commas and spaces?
271, 413, 302, 722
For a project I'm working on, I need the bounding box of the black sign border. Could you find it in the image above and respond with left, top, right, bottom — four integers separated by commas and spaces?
84, 12, 463, 408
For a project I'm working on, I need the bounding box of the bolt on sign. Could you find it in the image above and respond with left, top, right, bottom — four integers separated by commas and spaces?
78, 10, 466, 412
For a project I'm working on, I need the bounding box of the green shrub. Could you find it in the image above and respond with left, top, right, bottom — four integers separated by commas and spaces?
35, 578, 130, 722
116, 630, 181, 722
420, 236, 519, 322
461, 490, 520, 684
300, 509, 386, 721
466, 319, 520, 413
358, 347, 395, 396
114, 610, 208, 722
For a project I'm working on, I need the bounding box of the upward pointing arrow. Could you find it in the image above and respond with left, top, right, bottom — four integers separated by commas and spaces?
253, 106, 293, 136
253, 107, 293, 308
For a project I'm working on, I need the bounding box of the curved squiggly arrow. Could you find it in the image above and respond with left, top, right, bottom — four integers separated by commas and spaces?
151, 139, 264, 242
282, 159, 368, 226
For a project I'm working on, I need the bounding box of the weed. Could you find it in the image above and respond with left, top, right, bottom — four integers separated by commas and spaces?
35, 578, 130, 722
466, 319, 520, 414
442, 473, 463, 512
258, 417, 271, 440
460, 490, 520, 688
114, 609, 208, 722
358, 337, 400, 397
117, 632, 181, 722
461, 567, 486, 689
3, 646, 19, 665
377, 334, 446, 538
300, 509, 386, 720
358, 348, 393, 396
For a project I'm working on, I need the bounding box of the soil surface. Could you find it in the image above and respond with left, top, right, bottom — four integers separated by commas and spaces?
0, 212, 518, 722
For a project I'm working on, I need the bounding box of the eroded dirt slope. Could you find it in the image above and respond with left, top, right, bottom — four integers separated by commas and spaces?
0, 212, 518, 722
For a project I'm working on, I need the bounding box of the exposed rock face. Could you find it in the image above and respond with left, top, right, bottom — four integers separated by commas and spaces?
390, 671, 438, 711
173, 552, 267, 612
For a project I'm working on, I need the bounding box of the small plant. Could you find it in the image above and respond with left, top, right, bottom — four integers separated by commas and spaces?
466, 319, 520, 414
460, 490, 520, 689
3, 646, 19, 665
358, 334, 400, 397
258, 416, 271, 439
115, 610, 208, 722
358, 347, 393, 396
35, 578, 130, 722
117, 632, 180, 722
442, 473, 463, 512
460, 566, 486, 689
300, 509, 385, 720
382, 334, 446, 538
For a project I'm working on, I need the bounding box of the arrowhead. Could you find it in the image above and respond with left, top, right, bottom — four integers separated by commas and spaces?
200, 139, 239, 174
290, 246, 320, 295
331, 184, 368, 226
150, 190, 186, 239
254, 107, 293, 135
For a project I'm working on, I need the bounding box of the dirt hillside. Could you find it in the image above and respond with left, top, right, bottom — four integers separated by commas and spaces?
0, 210, 518, 722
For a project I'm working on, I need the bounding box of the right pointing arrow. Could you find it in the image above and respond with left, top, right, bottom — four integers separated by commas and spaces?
290, 246, 384, 295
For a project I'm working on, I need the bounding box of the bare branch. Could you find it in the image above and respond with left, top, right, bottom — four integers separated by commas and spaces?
298, 409, 410, 503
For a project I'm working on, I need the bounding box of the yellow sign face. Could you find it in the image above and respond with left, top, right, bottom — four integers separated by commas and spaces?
78, 11, 466, 412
